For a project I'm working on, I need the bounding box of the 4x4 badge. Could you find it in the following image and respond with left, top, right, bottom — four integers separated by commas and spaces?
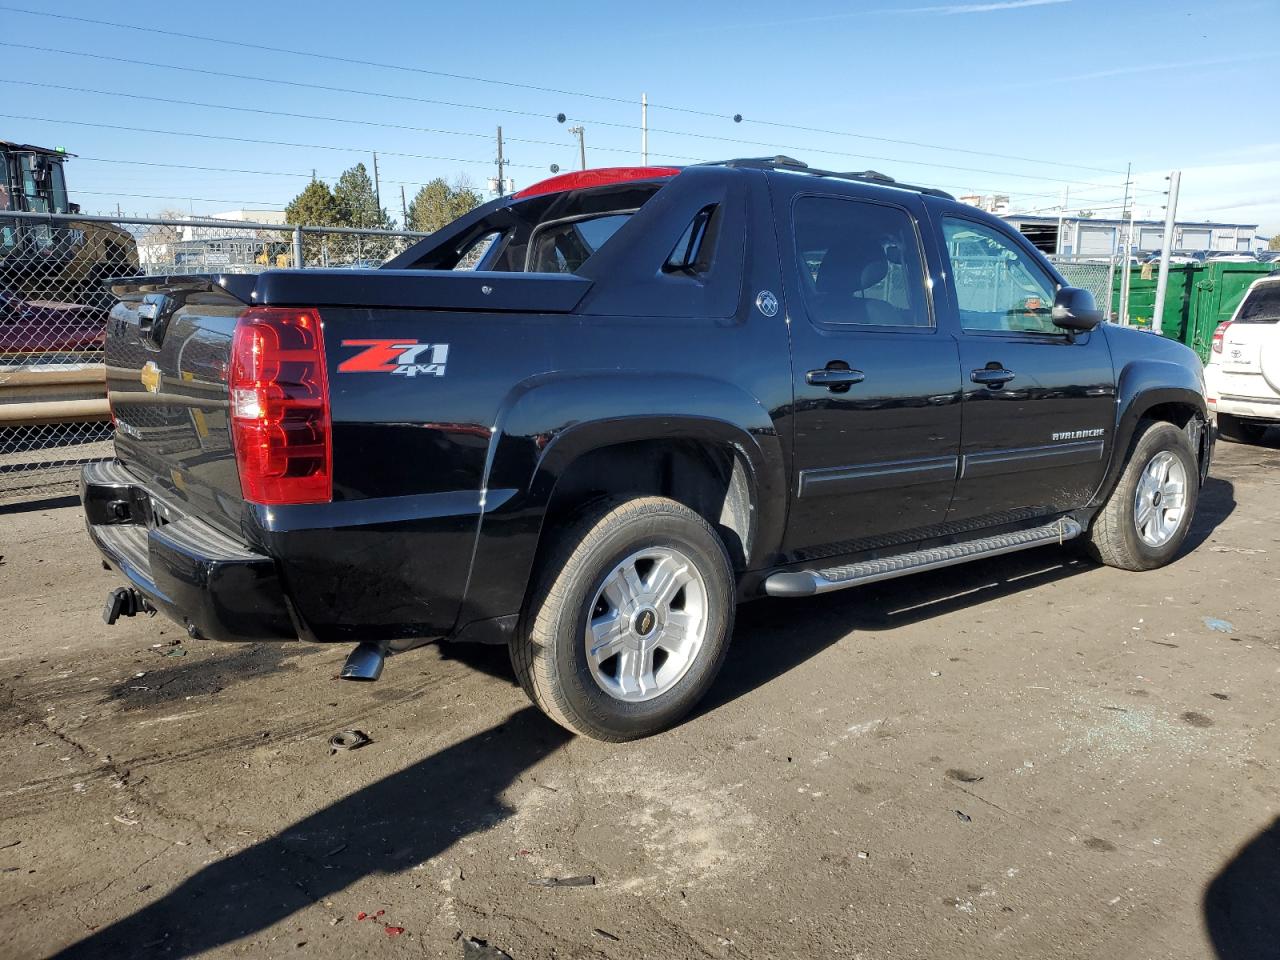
756, 290, 779, 317
338, 340, 449, 378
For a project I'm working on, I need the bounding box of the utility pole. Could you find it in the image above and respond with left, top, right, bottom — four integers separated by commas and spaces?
372, 152, 382, 219
1056, 186, 1070, 255
400, 184, 408, 229
641, 93, 648, 165
1119, 199, 1138, 327
569, 126, 586, 170
495, 125, 506, 196
1106, 162, 1131, 323
1151, 170, 1182, 337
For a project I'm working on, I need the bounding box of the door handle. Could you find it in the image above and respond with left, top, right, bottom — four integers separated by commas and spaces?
971, 366, 1016, 387
806, 366, 866, 391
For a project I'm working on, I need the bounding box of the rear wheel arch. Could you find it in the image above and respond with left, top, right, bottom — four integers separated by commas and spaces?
456, 376, 786, 635
539, 434, 761, 575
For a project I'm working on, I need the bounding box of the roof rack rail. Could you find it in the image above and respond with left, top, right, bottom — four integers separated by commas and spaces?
711, 156, 955, 200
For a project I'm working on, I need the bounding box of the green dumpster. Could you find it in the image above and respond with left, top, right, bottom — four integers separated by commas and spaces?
1113, 261, 1278, 363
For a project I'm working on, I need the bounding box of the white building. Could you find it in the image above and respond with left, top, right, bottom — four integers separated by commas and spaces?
991, 211, 1260, 257
137, 209, 290, 274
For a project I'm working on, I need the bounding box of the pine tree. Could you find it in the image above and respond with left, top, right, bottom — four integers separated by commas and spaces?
334, 163, 393, 231
283, 179, 342, 265
407, 176, 483, 234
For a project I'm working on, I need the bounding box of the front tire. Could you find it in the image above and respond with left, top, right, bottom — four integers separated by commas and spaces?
1216, 412, 1268, 445
1085, 420, 1199, 571
511, 497, 735, 741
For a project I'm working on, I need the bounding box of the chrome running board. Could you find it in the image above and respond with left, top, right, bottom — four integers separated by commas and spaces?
763, 518, 1082, 598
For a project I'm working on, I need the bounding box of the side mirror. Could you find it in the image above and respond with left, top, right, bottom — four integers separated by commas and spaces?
1052, 286, 1102, 332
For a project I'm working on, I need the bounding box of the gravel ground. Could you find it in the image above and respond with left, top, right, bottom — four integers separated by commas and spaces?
1, 437, 1277, 960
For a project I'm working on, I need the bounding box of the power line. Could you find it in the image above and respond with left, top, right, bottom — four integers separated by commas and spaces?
75, 189, 290, 206
73, 156, 480, 192
0, 44, 702, 163
0, 79, 655, 159
1, 77, 1128, 190
0, 113, 547, 169
75, 157, 320, 179
0, 8, 1129, 177
0, 5, 647, 108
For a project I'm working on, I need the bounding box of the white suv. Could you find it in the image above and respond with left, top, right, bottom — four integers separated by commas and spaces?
1205, 274, 1280, 443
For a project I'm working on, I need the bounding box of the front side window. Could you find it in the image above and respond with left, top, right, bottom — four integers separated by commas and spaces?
526, 213, 632, 273
793, 196, 930, 328
942, 218, 1058, 334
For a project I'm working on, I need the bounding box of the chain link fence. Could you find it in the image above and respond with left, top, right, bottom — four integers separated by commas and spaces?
1, 211, 427, 505
1047, 255, 1118, 320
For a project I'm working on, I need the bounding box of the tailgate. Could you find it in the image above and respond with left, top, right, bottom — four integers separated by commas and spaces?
106, 275, 256, 537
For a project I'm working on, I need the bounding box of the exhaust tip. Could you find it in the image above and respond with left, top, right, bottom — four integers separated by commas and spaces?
339, 642, 385, 681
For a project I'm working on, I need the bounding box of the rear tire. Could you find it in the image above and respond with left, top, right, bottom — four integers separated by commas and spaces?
1216, 412, 1268, 445
1085, 420, 1199, 571
511, 496, 735, 741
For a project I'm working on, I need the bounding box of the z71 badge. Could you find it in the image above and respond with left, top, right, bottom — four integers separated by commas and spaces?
338, 340, 449, 377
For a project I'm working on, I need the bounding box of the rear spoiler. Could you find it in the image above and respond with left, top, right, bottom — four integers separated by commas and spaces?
110, 269, 592, 314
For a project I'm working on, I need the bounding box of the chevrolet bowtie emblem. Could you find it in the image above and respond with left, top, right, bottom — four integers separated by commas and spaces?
140, 361, 161, 394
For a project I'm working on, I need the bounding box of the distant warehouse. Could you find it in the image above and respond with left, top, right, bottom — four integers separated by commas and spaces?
959, 195, 1260, 257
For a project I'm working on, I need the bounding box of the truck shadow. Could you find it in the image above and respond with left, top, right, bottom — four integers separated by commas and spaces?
1204, 818, 1280, 960
703, 475, 1235, 716
1185, 475, 1237, 552
443, 476, 1238, 712
49, 707, 569, 959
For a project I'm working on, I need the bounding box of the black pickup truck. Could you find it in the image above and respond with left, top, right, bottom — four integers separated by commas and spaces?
83, 158, 1211, 740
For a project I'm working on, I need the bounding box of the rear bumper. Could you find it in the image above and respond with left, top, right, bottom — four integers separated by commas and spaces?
1208, 393, 1280, 422
81, 460, 297, 642
1204, 366, 1280, 422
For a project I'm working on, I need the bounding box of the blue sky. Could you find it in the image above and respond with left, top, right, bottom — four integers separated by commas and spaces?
2, 0, 1277, 233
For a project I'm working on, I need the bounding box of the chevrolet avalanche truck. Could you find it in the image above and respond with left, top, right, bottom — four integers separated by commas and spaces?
82, 158, 1212, 741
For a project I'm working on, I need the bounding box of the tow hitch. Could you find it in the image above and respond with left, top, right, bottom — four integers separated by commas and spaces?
102, 587, 156, 625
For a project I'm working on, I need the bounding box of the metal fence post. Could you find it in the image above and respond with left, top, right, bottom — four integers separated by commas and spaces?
1151, 171, 1182, 337
293, 225, 305, 269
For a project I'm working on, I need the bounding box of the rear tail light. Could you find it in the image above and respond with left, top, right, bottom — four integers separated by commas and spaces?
229, 306, 331, 505
1211, 321, 1232, 354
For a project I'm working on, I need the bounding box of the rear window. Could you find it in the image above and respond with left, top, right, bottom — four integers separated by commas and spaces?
1237, 284, 1280, 323
526, 213, 632, 273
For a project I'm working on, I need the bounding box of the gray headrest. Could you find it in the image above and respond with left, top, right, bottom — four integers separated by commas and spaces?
815, 235, 889, 296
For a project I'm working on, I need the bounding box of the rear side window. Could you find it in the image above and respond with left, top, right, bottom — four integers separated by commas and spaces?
665, 204, 719, 275
452, 231, 500, 271
793, 196, 931, 328
526, 213, 632, 273
1237, 284, 1280, 323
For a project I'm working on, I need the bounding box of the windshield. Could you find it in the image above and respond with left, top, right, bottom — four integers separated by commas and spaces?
1238, 284, 1280, 323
